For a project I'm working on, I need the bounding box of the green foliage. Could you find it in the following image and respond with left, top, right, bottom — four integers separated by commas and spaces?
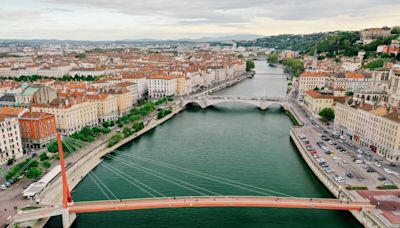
345, 91, 354, 96
75, 53, 86, 59
267, 53, 278, 64
6, 158, 36, 180
108, 133, 124, 147
377, 184, 398, 190
246, 60, 255, 71
132, 122, 144, 132
26, 167, 42, 179
123, 127, 132, 137
313, 32, 360, 57
102, 121, 115, 128
391, 26, 400, 34
47, 141, 59, 153
282, 58, 304, 77
39, 153, 49, 161
319, 108, 335, 121
363, 59, 385, 70
1, 74, 100, 82
157, 109, 172, 119
7, 157, 16, 166
345, 186, 368, 190
41, 160, 51, 169
237, 33, 327, 52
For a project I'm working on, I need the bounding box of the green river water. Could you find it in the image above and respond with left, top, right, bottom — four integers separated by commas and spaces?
46, 61, 360, 228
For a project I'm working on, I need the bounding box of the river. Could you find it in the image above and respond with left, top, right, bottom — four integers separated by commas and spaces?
46, 61, 360, 228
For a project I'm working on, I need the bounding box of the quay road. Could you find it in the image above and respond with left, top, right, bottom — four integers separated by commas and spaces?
287, 88, 400, 188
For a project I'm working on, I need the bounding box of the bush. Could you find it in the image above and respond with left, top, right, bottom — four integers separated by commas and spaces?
345, 186, 368, 190
157, 109, 172, 119
107, 133, 124, 147
246, 60, 255, 71
377, 184, 398, 190
42, 160, 51, 169
39, 153, 49, 161
7, 157, 15, 166
363, 59, 384, 70
132, 122, 144, 132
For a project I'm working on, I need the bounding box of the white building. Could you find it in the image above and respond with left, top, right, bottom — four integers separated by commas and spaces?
0, 116, 23, 165
148, 76, 177, 98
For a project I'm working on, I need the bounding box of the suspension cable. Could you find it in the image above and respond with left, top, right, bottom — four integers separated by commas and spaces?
100, 162, 161, 197
105, 154, 219, 196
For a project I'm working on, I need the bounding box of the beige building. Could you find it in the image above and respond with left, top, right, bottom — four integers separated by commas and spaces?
304, 90, 335, 114
32, 99, 98, 135
298, 72, 329, 97
148, 76, 178, 98
88, 94, 118, 123
110, 88, 133, 116
334, 102, 400, 161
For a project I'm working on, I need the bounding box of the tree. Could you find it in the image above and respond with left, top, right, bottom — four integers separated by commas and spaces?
39, 153, 49, 161
26, 167, 42, 179
267, 52, 278, 64
282, 58, 304, 77
246, 60, 255, 71
363, 59, 384, 70
391, 26, 400, 34
42, 160, 51, 169
7, 157, 15, 166
319, 108, 335, 121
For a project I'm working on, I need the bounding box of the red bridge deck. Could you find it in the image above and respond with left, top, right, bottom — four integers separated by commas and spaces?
69, 196, 375, 213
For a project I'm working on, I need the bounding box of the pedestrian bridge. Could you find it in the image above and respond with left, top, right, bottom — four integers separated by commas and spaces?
183, 96, 287, 110
12, 196, 374, 224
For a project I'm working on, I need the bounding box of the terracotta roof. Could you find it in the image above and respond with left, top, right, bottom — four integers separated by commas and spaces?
20, 111, 53, 119
346, 72, 365, 79
305, 90, 334, 99
300, 72, 328, 77
0, 107, 26, 117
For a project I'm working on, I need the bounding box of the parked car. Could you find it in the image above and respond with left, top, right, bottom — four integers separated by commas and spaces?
354, 160, 363, 164
377, 176, 386, 181
374, 162, 381, 167
346, 172, 354, 179
0, 185, 6, 190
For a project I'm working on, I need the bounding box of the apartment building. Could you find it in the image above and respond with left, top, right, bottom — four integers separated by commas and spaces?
19, 111, 57, 149
0, 115, 23, 165
32, 99, 98, 135
298, 72, 329, 96
87, 94, 118, 123
303, 90, 335, 114
148, 76, 177, 98
334, 102, 400, 161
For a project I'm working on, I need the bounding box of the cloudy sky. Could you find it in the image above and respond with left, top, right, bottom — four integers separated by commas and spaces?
1, 0, 400, 40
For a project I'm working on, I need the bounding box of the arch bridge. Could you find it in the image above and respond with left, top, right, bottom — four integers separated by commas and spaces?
183, 96, 287, 110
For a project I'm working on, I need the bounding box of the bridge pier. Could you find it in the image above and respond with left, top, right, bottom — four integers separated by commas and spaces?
62, 208, 76, 228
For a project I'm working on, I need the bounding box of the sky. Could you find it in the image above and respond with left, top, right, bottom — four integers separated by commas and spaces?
1, 0, 400, 40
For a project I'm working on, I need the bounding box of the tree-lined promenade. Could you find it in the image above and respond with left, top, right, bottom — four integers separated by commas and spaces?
4, 96, 174, 181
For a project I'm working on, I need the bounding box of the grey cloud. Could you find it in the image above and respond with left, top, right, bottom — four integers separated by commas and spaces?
43, 0, 400, 24
0, 9, 43, 21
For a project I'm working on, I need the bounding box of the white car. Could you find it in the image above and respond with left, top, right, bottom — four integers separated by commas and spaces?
384, 168, 393, 174
0, 185, 7, 190
354, 160, 363, 164
374, 162, 381, 167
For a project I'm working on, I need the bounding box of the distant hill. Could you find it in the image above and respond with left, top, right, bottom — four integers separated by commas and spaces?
196, 34, 264, 42
237, 33, 329, 52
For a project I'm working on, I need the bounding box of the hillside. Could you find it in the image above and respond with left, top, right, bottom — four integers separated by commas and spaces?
237, 33, 328, 52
